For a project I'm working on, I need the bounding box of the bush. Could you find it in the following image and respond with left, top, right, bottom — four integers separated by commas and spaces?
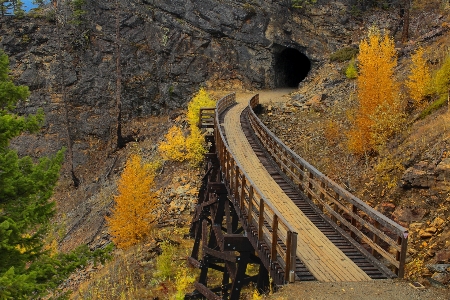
155, 241, 178, 279
406, 47, 432, 106
158, 126, 187, 162
186, 88, 215, 128
345, 58, 358, 79
433, 54, 450, 97
185, 126, 208, 166
419, 95, 448, 119
330, 47, 359, 62
159, 88, 212, 166
291, 0, 317, 9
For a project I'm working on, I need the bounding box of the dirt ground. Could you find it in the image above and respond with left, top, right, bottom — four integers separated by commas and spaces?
266, 279, 449, 300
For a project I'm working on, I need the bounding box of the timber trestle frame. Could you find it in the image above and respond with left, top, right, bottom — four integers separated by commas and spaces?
186, 93, 409, 299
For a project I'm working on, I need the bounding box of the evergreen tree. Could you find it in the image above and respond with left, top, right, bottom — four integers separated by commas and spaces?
0, 49, 66, 298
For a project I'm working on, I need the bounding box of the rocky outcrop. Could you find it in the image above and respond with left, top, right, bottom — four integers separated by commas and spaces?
1, 0, 363, 182
401, 158, 450, 190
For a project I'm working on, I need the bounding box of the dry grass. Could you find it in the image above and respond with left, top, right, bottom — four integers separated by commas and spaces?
72, 226, 197, 300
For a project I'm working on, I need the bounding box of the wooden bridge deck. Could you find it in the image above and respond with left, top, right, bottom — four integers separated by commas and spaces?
222, 99, 371, 282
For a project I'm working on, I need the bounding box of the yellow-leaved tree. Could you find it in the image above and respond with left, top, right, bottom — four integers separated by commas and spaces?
186, 125, 208, 165
406, 47, 431, 106
347, 27, 403, 154
158, 125, 186, 162
158, 88, 215, 166
106, 154, 158, 249
187, 87, 216, 128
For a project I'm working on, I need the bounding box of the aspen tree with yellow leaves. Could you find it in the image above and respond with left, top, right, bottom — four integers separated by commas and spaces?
186, 88, 216, 128
347, 28, 403, 154
106, 154, 158, 249
158, 88, 214, 166
406, 47, 431, 106
158, 125, 187, 162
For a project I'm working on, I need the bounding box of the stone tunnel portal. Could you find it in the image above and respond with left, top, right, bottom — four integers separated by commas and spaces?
274, 48, 311, 88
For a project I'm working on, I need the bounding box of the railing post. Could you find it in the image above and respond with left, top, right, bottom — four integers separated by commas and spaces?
240, 177, 247, 209
258, 199, 264, 242
319, 181, 325, 212
198, 108, 203, 129
230, 159, 235, 191
332, 191, 339, 223
396, 233, 408, 278
351, 204, 357, 239
372, 221, 380, 256
298, 165, 304, 192
247, 189, 254, 225
308, 171, 314, 201
234, 165, 240, 200
271, 215, 278, 265
285, 231, 292, 283
289, 232, 297, 283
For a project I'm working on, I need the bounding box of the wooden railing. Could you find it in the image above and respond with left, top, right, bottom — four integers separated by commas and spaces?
201, 93, 298, 283
247, 94, 409, 278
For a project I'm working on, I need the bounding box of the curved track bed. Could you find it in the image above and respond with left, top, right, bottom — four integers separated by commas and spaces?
240, 106, 390, 280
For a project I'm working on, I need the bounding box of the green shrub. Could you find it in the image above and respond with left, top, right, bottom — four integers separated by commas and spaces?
345, 58, 358, 79
418, 54, 450, 119
433, 54, 450, 97
291, 0, 317, 8
155, 241, 177, 279
330, 47, 359, 62
419, 95, 448, 119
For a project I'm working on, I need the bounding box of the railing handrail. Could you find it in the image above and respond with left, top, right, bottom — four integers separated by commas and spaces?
248, 97, 408, 236
247, 94, 408, 278
214, 94, 297, 234
211, 93, 298, 283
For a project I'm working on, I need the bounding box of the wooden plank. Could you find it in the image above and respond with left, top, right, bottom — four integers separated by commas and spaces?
223, 235, 254, 252
203, 246, 236, 263
225, 100, 367, 279
194, 283, 221, 300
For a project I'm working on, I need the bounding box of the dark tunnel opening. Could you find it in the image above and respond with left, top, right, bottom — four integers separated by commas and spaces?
274, 48, 311, 88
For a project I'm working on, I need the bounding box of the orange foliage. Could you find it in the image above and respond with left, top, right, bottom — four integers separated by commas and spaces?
106, 154, 158, 249
347, 28, 402, 154
158, 125, 187, 162
406, 47, 431, 106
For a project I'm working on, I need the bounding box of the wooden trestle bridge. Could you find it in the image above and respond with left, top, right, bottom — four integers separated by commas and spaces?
186, 93, 409, 299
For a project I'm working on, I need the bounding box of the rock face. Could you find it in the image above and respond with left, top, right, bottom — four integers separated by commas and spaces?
0, 0, 361, 178
401, 159, 450, 190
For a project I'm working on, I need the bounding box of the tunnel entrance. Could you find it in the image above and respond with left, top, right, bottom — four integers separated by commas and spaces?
274, 48, 311, 88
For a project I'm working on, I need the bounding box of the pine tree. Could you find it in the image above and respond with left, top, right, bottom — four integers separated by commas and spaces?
0, 50, 66, 298
406, 47, 431, 106
106, 154, 158, 249
347, 28, 402, 154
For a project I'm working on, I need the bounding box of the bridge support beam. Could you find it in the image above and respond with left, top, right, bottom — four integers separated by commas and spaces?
186, 141, 269, 300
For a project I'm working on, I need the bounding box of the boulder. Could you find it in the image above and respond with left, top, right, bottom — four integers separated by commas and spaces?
435, 158, 450, 190
426, 264, 450, 273
431, 272, 450, 284
392, 207, 426, 227
418, 230, 433, 239
435, 249, 450, 263
431, 216, 446, 228
400, 161, 435, 189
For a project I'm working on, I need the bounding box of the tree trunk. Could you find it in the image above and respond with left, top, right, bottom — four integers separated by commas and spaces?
401, 0, 410, 44
57, 0, 79, 188
115, 0, 124, 150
